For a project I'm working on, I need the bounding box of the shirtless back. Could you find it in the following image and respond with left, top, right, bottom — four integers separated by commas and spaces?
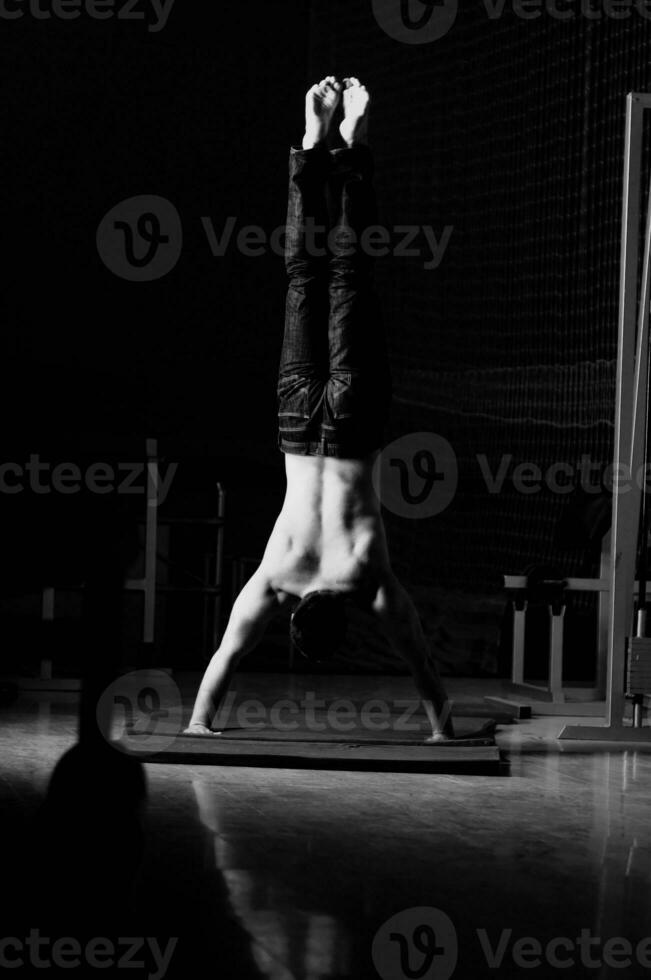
262, 454, 390, 606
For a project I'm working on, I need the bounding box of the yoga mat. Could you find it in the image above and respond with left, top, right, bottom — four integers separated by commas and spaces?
118, 718, 502, 774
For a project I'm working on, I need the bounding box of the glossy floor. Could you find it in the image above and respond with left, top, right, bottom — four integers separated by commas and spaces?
1, 674, 651, 979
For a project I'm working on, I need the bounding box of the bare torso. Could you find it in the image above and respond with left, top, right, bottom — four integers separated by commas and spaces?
188, 454, 455, 740
261, 453, 391, 605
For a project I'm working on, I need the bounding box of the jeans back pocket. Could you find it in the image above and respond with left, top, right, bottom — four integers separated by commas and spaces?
277, 373, 312, 419
327, 372, 355, 420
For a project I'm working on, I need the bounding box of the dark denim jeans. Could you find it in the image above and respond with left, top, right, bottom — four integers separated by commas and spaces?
277, 142, 392, 458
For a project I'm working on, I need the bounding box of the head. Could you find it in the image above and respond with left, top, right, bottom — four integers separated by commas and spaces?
289, 590, 349, 664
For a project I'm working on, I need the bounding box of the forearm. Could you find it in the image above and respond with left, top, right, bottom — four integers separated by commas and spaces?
406, 653, 454, 739
188, 647, 241, 728
386, 593, 454, 738
187, 569, 278, 730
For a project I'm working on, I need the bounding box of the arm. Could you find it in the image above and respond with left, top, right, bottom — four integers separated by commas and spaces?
372, 575, 454, 740
185, 567, 280, 733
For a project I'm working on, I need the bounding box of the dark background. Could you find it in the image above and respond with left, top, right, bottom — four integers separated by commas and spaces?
2, 0, 650, 674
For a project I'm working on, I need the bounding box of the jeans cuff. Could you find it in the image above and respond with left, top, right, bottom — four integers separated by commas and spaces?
290, 143, 330, 155
329, 143, 374, 175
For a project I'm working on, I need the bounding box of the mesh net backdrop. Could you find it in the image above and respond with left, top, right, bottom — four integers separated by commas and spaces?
307, 1, 651, 672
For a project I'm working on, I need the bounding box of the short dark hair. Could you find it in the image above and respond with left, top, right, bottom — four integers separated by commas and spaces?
289, 590, 348, 663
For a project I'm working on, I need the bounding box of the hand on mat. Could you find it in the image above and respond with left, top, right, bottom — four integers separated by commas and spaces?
425, 720, 497, 744
181, 724, 224, 737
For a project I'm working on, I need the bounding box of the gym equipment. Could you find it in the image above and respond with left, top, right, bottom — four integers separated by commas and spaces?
39, 438, 162, 686
487, 561, 609, 718
627, 331, 651, 728
560, 93, 651, 741
6, 438, 227, 690
44, 438, 226, 657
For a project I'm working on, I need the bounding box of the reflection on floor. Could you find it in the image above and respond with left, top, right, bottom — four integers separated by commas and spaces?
1, 673, 651, 979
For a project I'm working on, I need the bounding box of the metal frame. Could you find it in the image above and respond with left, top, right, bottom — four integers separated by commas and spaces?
486, 538, 610, 718
23, 439, 226, 688
119, 439, 227, 659
560, 92, 651, 740
123, 437, 159, 644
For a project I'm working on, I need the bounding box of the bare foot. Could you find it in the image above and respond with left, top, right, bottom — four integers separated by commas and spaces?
182, 723, 223, 737
303, 76, 342, 150
339, 77, 370, 148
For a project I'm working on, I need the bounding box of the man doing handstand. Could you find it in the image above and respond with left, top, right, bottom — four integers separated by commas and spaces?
185, 76, 455, 741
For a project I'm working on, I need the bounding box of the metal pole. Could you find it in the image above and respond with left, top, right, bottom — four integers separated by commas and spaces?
607, 93, 647, 727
